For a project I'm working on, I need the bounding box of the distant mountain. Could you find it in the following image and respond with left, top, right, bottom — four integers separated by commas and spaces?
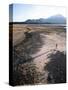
24, 14, 66, 24
45, 14, 66, 24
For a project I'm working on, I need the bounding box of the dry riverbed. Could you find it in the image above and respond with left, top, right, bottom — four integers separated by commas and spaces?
10, 24, 66, 85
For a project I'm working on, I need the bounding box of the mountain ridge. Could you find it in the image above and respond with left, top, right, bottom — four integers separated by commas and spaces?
10, 14, 66, 24
24, 14, 66, 24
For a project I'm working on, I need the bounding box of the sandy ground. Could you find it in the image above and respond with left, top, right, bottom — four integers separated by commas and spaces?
32, 33, 66, 72
13, 25, 66, 72
11, 24, 66, 84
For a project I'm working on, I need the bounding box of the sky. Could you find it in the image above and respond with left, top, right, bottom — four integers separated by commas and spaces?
9, 4, 66, 22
